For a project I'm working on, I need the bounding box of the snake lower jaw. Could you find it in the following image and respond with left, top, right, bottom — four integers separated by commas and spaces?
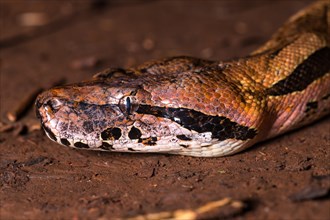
41, 131, 256, 157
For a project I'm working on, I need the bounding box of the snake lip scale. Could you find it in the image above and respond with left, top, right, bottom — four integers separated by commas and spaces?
36, 1, 330, 157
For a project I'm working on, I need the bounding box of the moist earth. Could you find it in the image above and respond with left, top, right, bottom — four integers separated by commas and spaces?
0, 0, 329, 219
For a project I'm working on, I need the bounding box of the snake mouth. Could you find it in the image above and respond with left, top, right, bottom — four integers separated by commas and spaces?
35, 94, 68, 143
36, 96, 63, 121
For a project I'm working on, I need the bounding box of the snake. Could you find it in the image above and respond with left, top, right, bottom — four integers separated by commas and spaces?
36, 1, 330, 157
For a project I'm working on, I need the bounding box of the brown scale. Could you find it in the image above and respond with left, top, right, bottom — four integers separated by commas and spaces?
35, 1, 330, 156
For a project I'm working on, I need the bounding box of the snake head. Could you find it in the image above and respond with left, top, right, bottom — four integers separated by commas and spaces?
35, 75, 186, 152
35, 79, 140, 149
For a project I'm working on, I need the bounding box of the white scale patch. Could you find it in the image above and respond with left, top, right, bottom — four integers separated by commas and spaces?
43, 112, 251, 156
44, 123, 251, 156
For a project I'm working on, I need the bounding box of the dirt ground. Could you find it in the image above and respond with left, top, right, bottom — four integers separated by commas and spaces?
1, 0, 329, 219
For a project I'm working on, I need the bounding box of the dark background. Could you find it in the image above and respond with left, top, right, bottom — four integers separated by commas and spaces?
1, 0, 329, 219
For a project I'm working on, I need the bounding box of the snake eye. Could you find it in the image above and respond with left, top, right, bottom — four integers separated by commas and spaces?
119, 96, 138, 116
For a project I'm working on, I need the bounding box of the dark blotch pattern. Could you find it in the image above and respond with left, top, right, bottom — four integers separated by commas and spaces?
60, 138, 70, 146
267, 47, 330, 96
101, 127, 122, 140
128, 147, 136, 151
176, 134, 192, 141
100, 142, 114, 150
201, 144, 212, 148
42, 125, 57, 141
74, 142, 89, 148
138, 137, 157, 145
128, 126, 142, 139
180, 144, 190, 148
137, 105, 257, 141
305, 101, 318, 113
322, 93, 330, 100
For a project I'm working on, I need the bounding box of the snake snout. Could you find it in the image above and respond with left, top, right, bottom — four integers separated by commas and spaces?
35, 92, 66, 123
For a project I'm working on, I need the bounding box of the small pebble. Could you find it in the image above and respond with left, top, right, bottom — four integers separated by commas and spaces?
18, 12, 48, 27
71, 56, 100, 70
234, 21, 248, 34
143, 38, 155, 50
201, 48, 213, 59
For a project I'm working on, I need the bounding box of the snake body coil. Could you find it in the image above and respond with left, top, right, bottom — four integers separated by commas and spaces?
36, 1, 330, 157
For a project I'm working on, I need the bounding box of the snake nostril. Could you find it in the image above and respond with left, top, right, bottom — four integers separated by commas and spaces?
44, 98, 63, 113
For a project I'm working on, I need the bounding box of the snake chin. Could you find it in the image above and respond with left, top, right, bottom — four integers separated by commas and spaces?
41, 129, 251, 157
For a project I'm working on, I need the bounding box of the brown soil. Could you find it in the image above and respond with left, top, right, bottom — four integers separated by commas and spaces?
1, 0, 329, 219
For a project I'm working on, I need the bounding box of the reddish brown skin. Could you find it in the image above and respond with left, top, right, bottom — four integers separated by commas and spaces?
36, 1, 329, 157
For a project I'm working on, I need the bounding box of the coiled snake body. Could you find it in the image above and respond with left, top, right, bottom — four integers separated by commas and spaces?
36, 1, 330, 157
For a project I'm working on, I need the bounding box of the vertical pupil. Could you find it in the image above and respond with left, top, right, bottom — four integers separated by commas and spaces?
126, 97, 131, 114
